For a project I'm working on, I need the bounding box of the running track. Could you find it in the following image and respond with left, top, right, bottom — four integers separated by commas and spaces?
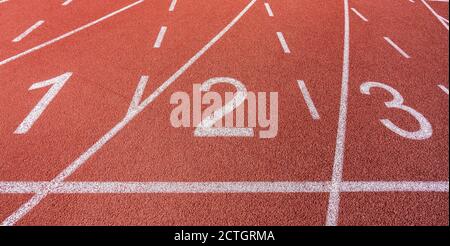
0, 0, 448, 226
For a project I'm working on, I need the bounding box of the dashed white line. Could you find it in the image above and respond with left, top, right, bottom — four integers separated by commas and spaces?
297, 80, 320, 120
169, 0, 177, 12
276, 32, 291, 54
153, 26, 168, 48
0, 181, 448, 194
1, 0, 258, 226
384, 37, 411, 59
326, 0, 350, 227
12, 20, 45, 43
62, 0, 73, 6
438, 84, 449, 95
0, 0, 145, 66
264, 2, 274, 17
350, 8, 368, 22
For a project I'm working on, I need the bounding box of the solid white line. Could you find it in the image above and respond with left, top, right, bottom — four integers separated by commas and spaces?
0, 0, 145, 66
153, 26, 168, 48
350, 8, 368, 22
384, 37, 411, 59
421, 0, 449, 30
297, 80, 320, 120
0, 0, 9, 3
264, 2, 274, 17
0, 181, 448, 193
62, 0, 73, 6
12, 20, 45, 43
326, 0, 350, 227
340, 181, 449, 192
438, 84, 449, 95
276, 32, 291, 54
169, 0, 177, 12
1, 0, 258, 226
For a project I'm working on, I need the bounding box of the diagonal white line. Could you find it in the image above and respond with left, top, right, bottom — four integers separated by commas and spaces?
169, 0, 177, 12
1, 0, 258, 226
153, 26, 168, 48
0, 0, 145, 66
438, 84, 449, 95
421, 0, 449, 30
62, 0, 73, 6
384, 37, 411, 59
350, 8, 368, 22
326, 0, 350, 227
12, 20, 45, 43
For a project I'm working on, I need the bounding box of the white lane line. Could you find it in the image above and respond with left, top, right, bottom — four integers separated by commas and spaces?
0, 181, 448, 194
153, 26, 168, 48
340, 181, 449, 192
0, 0, 145, 66
0, 0, 9, 3
326, 0, 350, 227
384, 37, 411, 59
12, 20, 45, 43
350, 8, 368, 22
421, 0, 449, 30
409, 0, 415, 3
297, 80, 320, 120
264, 2, 274, 17
62, 0, 73, 6
276, 32, 291, 54
169, 0, 177, 12
1, 0, 258, 226
438, 84, 449, 95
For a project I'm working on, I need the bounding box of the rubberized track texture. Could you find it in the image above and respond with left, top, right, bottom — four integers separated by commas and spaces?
0, 0, 448, 226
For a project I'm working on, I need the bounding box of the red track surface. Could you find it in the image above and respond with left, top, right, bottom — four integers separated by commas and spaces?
0, 0, 448, 226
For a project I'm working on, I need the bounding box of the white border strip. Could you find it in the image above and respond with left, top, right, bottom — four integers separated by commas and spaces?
0, 181, 448, 194
0, 0, 145, 66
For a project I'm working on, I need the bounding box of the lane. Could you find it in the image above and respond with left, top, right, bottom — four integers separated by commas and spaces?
16, 193, 328, 225
66, 0, 345, 183
344, 0, 449, 181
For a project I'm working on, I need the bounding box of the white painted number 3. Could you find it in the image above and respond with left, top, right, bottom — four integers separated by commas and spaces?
15, 72, 72, 134
360, 81, 433, 140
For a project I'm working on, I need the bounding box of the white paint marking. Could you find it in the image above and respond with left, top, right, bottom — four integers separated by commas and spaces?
264, 2, 274, 17
351, 8, 368, 22
384, 37, 411, 59
0, 0, 144, 66
438, 84, 449, 95
326, 0, 350, 227
297, 80, 320, 120
169, 0, 177, 12
1, 0, 257, 226
276, 32, 291, 54
127, 76, 149, 115
0, 0, 9, 3
15, 73, 72, 134
0, 181, 448, 194
421, 0, 449, 30
62, 0, 73, 6
154, 26, 168, 48
12, 20, 45, 43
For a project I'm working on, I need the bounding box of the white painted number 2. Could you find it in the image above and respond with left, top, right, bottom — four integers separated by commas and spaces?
15, 72, 72, 134
360, 81, 433, 140
194, 77, 254, 137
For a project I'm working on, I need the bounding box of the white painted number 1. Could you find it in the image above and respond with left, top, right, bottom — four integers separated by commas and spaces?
360, 81, 433, 140
15, 72, 72, 134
